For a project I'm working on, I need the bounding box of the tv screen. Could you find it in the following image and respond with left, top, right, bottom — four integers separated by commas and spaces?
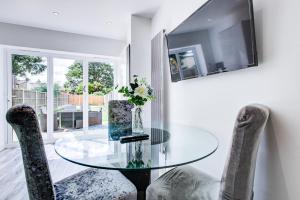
166, 0, 257, 82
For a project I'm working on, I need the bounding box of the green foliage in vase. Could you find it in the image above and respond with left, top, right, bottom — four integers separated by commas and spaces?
126, 159, 151, 169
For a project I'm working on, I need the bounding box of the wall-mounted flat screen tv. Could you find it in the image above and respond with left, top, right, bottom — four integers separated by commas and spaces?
166, 0, 257, 82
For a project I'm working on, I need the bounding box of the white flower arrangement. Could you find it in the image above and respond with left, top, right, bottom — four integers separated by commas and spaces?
117, 75, 155, 106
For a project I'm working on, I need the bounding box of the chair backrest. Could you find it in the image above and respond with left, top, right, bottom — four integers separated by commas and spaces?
6, 105, 55, 200
108, 100, 134, 140
219, 104, 270, 200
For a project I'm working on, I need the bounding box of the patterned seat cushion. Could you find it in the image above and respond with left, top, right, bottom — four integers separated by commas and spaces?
54, 168, 137, 200
146, 166, 220, 200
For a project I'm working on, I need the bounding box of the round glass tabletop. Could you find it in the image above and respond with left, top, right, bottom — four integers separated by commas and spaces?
54, 124, 218, 171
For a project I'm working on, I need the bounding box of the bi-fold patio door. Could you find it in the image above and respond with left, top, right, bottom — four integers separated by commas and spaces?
6, 49, 110, 145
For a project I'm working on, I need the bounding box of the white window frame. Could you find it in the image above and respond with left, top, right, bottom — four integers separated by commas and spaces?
3, 46, 120, 147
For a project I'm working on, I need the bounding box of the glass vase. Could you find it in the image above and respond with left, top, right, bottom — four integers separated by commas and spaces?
132, 106, 144, 133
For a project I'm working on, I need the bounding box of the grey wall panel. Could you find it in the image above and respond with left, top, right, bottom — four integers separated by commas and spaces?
151, 31, 164, 129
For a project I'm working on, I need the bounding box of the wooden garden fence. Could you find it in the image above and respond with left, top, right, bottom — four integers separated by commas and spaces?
68, 94, 104, 106
12, 89, 104, 112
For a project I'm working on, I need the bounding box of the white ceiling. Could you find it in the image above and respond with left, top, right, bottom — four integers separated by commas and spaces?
0, 0, 164, 41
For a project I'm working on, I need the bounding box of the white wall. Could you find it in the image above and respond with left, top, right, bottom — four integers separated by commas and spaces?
130, 16, 152, 79
152, 0, 299, 199
130, 16, 152, 127
0, 47, 6, 150
0, 22, 126, 57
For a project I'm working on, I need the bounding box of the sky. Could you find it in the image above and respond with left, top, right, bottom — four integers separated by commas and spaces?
53, 58, 78, 87
25, 58, 77, 87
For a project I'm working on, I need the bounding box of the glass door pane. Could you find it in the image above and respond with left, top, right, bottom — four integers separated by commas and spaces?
11, 54, 48, 142
53, 58, 84, 137
88, 61, 114, 134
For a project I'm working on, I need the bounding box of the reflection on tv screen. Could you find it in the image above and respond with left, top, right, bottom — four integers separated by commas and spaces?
167, 0, 257, 82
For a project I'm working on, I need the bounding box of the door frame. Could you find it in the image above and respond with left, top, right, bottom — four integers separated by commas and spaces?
4, 47, 118, 146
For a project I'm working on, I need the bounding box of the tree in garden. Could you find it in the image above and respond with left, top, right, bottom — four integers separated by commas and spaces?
64, 62, 114, 96
34, 83, 47, 93
34, 83, 62, 97
64, 62, 83, 94
12, 55, 47, 77
88, 62, 114, 95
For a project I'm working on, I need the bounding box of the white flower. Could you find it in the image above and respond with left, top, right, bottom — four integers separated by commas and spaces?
134, 85, 148, 98
139, 78, 147, 85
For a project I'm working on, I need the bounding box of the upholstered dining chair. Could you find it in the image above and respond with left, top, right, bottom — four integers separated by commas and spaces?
146, 104, 270, 200
108, 100, 134, 140
6, 105, 137, 200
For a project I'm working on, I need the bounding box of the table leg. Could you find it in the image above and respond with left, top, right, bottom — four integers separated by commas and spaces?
120, 170, 151, 200
72, 112, 75, 129
59, 112, 62, 128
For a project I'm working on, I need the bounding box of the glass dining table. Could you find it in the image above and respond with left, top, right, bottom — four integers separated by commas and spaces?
54, 124, 218, 200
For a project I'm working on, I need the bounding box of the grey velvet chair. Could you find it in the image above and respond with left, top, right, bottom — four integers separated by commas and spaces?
108, 100, 134, 141
6, 105, 137, 200
146, 104, 270, 200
